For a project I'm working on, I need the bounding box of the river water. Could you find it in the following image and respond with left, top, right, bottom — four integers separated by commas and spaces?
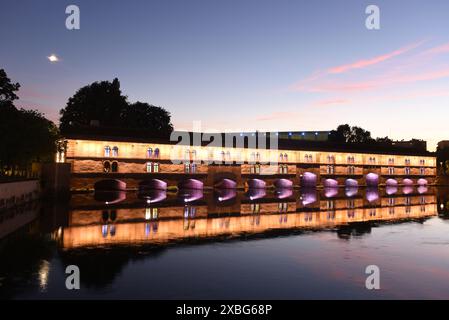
1, 186, 449, 299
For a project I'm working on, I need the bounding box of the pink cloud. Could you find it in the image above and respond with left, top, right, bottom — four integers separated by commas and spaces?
255, 111, 300, 122
312, 99, 350, 106
328, 42, 423, 74
423, 42, 449, 56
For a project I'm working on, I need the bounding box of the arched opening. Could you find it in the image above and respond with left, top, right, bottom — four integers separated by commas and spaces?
112, 146, 119, 157
403, 186, 414, 195
403, 178, 414, 186
417, 178, 428, 186
247, 179, 266, 189
301, 189, 317, 206
274, 178, 293, 189
111, 161, 118, 173
366, 173, 379, 187
94, 191, 126, 204
138, 189, 167, 204
345, 187, 358, 197
215, 188, 237, 202
178, 179, 204, 190
94, 179, 126, 191
324, 179, 338, 188
418, 185, 428, 194
386, 178, 398, 186
139, 179, 167, 191
214, 178, 237, 189
301, 172, 317, 187
345, 179, 358, 188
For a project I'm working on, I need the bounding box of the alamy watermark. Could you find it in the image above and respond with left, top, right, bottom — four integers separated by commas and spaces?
365, 265, 380, 290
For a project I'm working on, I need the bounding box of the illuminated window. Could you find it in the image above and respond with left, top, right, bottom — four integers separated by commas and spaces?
279, 153, 284, 162
146, 162, 152, 173
153, 163, 159, 173
284, 153, 288, 161
154, 148, 160, 158
405, 167, 411, 175
185, 163, 190, 173
191, 163, 197, 173
147, 148, 153, 158
104, 146, 111, 157
112, 146, 118, 157
420, 167, 425, 175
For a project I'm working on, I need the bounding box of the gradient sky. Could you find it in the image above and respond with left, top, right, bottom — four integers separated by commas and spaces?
1, 0, 449, 150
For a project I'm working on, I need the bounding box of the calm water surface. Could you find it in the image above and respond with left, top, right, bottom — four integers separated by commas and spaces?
1, 186, 449, 299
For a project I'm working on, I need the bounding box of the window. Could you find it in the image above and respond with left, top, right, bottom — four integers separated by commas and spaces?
146, 162, 159, 173
388, 198, 395, 206
191, 150, 197, 161
405, 167, 411, 175
420, 167, 425, 175
191, 163, 197, 173
104, 146, 111, 157
347, 156, 355, 164
147, 148, 153, 158
251, 203, 260, 214
103, 161, 111, 173
154, 148, 160, 159
420, 159, 425, 166
255, 164, 260, 174
185, 150, 191, 161
405, 159, 411, 165
327, 155, 335, 163
279, 153, 284, 162
388, 167, 395, 175
327, 165, 334, 174
256, 152, 260, 161
284, 153, 288, 161
111, 161, 118, 173
279, 165, 288, 174
388, 158, 395, 165
112, 146, 118, 157
348, 166, 355, 174
185, 163, 190, 173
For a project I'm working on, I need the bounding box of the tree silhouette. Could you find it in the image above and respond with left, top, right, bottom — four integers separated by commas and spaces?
59, 78, 173, 138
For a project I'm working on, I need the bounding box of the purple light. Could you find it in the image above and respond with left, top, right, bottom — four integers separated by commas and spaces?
139, 179, 167, 191
178, 179, 204, 190
94, 179, 127, 191
345, 187, 358, 197
274, 178, 293, 189
94, 191, 126, 204
386, 178, 398, 186
403, 178, 413, 186
324, 179, 338, 188
366, 173, 379, 187
417, 178, 428, 186
178, 188, 204, 202
301, 189, 317, 206
324, 187, 338, 198
215, 178, 237, 189
215, 189, 237, 202
366, 188, 379, 203
275, 188, 293, 199
247, 188, 266, 200
140, 189, 167, 203
417, 186, 428, 194
301, 172, 317, 187
345, 179, 358, 188
403, 186, 414, 195
386, 186, 398, 195
247, 179, 266, 189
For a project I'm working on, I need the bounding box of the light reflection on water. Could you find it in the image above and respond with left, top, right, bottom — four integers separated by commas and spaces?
1, 186, 449, 299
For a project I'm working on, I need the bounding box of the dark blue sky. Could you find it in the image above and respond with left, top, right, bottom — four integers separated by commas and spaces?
1, 0, 449, 149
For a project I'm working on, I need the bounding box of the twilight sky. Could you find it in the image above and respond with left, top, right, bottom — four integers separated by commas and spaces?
1, 0, 449, 150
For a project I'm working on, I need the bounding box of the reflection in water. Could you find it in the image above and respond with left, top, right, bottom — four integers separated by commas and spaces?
138, 189, 167, 204
345, 187, 358, 198
246, 188, 266, 201
178, 189, 204, 203
215, 188, 237, 202
418, 186, 428, 194
275, 188, 293, 200
324, 187, 339, 198
1, 186, 448, 299
403, 186, 414, 195
366, 188, 379, 203
94, 191, 126, 205
386, 186, 398, 195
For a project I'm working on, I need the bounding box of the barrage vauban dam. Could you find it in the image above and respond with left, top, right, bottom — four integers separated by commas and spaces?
52, 130, 437, 193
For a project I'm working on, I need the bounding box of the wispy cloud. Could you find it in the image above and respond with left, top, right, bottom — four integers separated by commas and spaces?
328, 42, 423, 74
312, 99, 350, 106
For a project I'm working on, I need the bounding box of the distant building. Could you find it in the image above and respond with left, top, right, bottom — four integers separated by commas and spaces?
392, 139, 427, 151
227, 131, 331, 142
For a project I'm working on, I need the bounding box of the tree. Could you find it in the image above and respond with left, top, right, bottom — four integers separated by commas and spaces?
59, 78, 128, 133
0, 69, 59, 176
0, 68, 20, 105
329, 124, 374, 144
122, 102, 174, 137
59, 78, 174, 138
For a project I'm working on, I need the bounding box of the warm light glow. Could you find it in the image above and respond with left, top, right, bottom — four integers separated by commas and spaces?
47, 54, 59, 62
38, 260, 50, 291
